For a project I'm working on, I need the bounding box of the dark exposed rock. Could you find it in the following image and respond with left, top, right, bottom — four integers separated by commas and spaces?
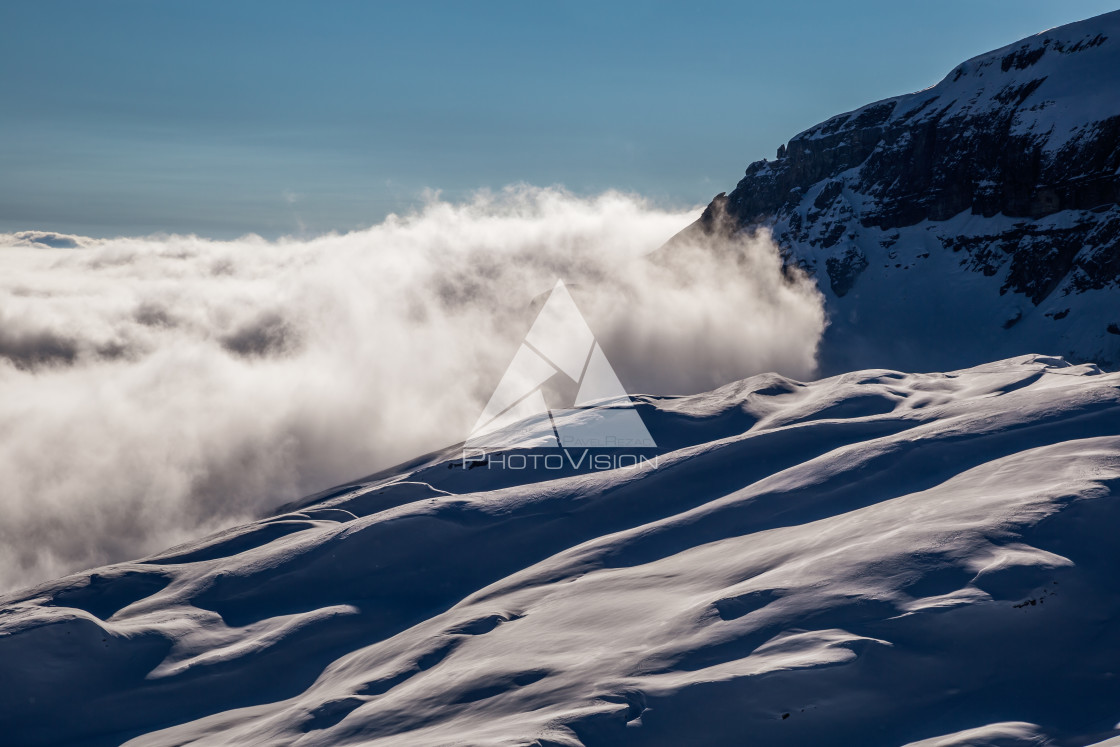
721, 100, 1120, 242
825, 248, 869, 297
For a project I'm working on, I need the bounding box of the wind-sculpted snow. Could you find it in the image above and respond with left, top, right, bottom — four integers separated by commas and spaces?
2, 355, 1120, 746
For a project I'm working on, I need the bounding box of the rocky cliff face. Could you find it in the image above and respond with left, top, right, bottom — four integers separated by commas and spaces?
683, 10, 1120, 374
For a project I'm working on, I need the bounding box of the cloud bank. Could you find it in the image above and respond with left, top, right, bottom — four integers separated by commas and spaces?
0, 186, 825, 591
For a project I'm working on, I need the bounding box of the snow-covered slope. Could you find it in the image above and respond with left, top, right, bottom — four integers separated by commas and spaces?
2, 354, 1120, 746
672, 10, 1120, 374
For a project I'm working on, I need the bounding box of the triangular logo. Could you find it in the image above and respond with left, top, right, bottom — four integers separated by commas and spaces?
468, 280, 656, 449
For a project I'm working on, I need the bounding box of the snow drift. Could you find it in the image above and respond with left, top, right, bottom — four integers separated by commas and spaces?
2, 354, 1119, 746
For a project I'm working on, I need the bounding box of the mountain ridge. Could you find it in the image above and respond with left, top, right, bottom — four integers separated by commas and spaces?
2, 353, 1120, 746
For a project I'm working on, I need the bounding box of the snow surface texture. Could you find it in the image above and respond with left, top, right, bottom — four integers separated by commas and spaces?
2, 354, 1119, 746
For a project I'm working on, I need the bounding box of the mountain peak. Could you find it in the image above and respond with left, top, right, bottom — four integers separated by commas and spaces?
677, 10, 1120, 375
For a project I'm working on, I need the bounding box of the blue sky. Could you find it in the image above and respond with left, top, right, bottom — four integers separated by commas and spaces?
2, 0, 1117, 238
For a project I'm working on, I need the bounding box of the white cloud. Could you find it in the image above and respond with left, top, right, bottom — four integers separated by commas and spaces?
0, 185, 825, 591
